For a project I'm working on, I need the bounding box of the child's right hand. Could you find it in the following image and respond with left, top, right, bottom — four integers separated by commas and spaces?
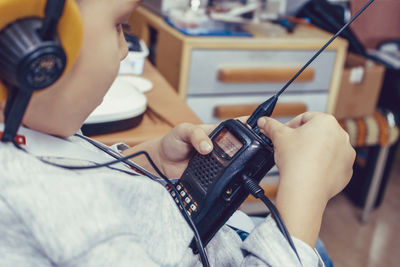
257, 111, 356, 247
258, 111, 355, 202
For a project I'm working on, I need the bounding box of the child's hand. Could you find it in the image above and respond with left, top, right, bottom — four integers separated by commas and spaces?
124, 122, 217, 178
156, 123, 215, 178
257, 111, 356, 246
126, 118, 248, 178
258, 111, 355, 201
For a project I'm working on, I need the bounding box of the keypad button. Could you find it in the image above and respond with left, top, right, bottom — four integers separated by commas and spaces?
180, 191, 186, 197
175, 198, 179, 204
185, 197, 191, 203
171, 191, 176, 197
190, 204, 197, 211
176, 185, 182, 190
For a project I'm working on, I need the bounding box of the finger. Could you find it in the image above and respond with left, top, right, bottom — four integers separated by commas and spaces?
257, 117, 289, 141
189, 126, 213, 154
285, 111, 323, 128
174, 123, 213, 154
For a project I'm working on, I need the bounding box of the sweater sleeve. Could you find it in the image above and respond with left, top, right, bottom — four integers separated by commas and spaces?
241, 215, 325, 267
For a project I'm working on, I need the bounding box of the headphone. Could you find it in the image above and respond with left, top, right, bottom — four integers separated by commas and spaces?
0, 0, 83, 142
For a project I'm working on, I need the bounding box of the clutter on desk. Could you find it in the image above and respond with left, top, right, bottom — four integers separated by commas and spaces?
82, 77, 148, 136
163, 0, 297, 36
119, 34, 149, 75
165, 5, 251, 36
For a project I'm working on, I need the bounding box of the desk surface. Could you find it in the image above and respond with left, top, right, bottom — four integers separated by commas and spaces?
90, 61, 202, 146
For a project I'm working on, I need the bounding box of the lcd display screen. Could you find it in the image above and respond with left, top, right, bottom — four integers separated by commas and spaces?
215, 129, 243, 158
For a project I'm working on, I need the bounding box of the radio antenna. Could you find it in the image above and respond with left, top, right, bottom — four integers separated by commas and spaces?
247, 0, 376, 128
277, 0, 375, 97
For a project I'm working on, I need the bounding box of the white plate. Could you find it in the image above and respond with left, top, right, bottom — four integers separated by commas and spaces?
117, 76, 153, 93
85, 78, 147, 124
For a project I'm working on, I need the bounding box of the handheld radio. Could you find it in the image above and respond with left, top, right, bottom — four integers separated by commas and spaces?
171, 0, 376, 248
175, 118, 274, 246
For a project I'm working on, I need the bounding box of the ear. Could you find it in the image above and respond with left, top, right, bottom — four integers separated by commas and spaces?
0, 0, 84, 100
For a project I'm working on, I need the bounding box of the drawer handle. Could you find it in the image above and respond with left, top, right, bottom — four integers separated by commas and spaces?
218, 67, 315, 83
214, 102, 308, 120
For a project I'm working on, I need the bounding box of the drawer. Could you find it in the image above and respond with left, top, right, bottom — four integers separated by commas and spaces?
186, 92, 329, 124
187, 49, 336, 96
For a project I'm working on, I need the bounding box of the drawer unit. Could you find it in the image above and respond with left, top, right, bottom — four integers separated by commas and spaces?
130, 6, 348, 123
187, 92, 329, 124
187, 49, 337, 96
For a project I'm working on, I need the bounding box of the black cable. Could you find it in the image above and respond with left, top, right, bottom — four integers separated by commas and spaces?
12, 141, 210, 267
242, 175, 302, 265
73, 134, 162, 181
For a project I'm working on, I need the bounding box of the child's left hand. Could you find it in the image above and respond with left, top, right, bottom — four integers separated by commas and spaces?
156, 123, 215, 177
124, 122, 215, 178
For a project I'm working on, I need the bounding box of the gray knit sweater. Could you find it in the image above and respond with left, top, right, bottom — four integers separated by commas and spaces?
0, 125, 323, 266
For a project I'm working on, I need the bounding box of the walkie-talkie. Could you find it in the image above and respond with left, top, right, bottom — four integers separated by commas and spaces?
171, 0, 376, 248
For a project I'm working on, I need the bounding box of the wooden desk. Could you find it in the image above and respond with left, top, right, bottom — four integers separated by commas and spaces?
90, 61, 201, 146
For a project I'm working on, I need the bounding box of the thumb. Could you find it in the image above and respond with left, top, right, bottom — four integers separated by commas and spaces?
257, 117, 289, 141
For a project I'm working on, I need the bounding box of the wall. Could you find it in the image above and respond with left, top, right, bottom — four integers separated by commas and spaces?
350, 0, 400, 49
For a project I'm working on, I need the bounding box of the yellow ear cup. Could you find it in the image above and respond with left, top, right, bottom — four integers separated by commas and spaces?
0, 82, 6, 103
0, 0, 84, 101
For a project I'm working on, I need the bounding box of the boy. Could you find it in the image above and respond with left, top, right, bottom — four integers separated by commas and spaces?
0, 0, 355, 266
